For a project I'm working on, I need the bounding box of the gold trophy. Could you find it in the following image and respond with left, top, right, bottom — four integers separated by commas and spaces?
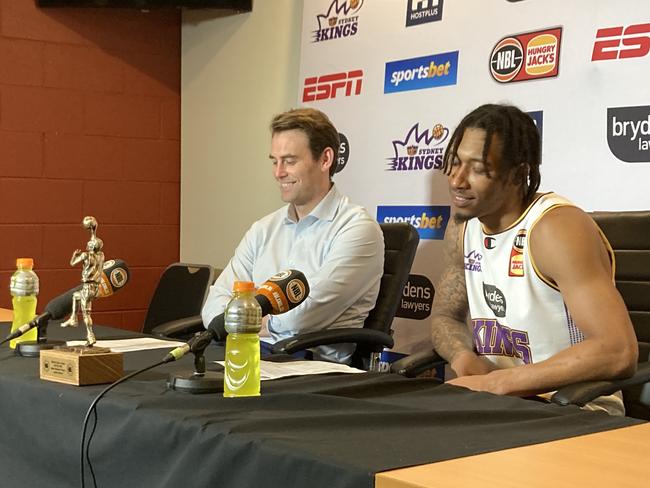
61, 216, 104, 346
40, 217, 122, 386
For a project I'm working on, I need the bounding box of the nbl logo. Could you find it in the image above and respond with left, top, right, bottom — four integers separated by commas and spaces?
490, 27, 562, 83
509, 229, 527, 277
110, 268, 128, 288
286, 279, 306, 304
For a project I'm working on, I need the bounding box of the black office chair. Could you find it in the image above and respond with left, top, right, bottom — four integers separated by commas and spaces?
144, 263, 217, 340
271, 223, 420, 369
391, 211, 650, 419
550, 211, 650, 418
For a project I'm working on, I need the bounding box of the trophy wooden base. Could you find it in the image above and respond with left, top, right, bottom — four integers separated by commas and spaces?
40, 346, 123, 386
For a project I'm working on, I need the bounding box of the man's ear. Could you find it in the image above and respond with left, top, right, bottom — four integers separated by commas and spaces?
511, 163, 529, 184
320, 147, 335, 174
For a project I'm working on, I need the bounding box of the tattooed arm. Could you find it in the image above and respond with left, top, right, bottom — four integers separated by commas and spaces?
430, 218, 495, 376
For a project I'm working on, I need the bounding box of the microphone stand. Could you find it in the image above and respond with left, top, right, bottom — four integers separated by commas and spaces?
15, 319, 66, 357
166, 333, 224, 394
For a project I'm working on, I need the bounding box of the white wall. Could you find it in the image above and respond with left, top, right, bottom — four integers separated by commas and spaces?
181, 0, 303, 267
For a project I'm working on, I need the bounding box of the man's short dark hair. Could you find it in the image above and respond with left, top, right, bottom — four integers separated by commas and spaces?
270, 108, 340, 177
442, 104, 542, 203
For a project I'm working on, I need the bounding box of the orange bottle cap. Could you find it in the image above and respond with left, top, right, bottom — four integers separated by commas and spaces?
16, 258, 34, 269
233, 281, 255, 292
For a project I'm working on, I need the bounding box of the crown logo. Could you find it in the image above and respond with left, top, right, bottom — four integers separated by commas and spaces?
328, 17, 338, 27
407, 145, 418, 156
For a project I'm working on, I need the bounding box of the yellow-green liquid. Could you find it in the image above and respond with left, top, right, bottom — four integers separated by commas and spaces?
10, 295, 38, 349
223, 333, 260, 397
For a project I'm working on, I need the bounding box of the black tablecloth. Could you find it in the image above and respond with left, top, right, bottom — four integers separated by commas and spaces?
0, 323, 642, 488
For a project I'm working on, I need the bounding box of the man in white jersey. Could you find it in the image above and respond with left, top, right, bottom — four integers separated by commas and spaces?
430, 104, 638, 414
201, 108, 384, 364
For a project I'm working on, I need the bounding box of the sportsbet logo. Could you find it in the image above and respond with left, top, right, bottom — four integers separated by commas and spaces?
376, 205, 450, 240
384, 51, 458, 94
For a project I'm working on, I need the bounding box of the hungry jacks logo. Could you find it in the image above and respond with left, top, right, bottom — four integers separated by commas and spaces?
508, 229, 526, 277
490, 27, 562, 83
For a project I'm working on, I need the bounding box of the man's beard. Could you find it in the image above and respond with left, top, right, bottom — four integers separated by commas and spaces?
453, 212, 472, 224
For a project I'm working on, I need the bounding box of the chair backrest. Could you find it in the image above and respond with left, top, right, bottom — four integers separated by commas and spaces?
591, 211, 650, 417
142, 263, 216, 334
351, 223, 419, 367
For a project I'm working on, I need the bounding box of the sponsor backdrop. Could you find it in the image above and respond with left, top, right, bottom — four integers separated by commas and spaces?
298, 0, 650, 354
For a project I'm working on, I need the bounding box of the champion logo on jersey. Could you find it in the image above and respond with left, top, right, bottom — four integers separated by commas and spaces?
484, 236, 496, 249
508, 229, 527, 277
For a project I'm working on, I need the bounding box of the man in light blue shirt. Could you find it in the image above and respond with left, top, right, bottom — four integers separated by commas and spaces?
201, 108, 384, 363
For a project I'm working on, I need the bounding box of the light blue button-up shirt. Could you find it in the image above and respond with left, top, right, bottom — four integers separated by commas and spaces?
201, 185, 384, 363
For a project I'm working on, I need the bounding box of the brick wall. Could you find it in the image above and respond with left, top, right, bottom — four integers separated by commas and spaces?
0, 1, 181, 331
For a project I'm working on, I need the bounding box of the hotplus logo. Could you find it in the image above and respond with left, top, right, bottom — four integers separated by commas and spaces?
376, 205, 450, 240
302, 69, 363, 102
387, 122, 449, 171
313, 0, 363, 43
384, 51, 458, 94
406, 0, 444, 27
592, 23, 650, 61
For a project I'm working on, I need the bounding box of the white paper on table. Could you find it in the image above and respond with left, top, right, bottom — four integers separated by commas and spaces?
65, 337, 186, 353
215, 359, 365, 381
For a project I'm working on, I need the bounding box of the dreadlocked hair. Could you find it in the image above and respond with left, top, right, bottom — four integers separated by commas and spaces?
442, 104, 541, 204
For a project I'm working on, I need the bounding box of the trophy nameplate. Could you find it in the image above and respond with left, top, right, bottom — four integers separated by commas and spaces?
40, 346, 123, 386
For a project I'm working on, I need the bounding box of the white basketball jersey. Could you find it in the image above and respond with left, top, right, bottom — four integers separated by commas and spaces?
463, 192, 613, 368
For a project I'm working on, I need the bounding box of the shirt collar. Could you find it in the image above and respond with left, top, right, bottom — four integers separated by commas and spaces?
284, 184, 342, 224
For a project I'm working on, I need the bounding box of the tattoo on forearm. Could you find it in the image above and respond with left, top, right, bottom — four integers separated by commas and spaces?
430, 219, 473, 360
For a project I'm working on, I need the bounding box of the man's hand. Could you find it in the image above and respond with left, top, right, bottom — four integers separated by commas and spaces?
449, 350, 496, 377
446, 369, 508, 395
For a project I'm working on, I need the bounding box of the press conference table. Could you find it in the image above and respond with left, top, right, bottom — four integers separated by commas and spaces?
0, 322, 646, 488
377, 422, 650, 488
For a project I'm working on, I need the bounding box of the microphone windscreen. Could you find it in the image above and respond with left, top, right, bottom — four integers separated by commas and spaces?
45, 286, 81, 320
256, 269, 309, 315
205, 270, 309, 343
98, 259, 130, 297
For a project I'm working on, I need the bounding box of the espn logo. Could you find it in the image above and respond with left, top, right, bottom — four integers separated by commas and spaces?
592, 23, 650, 61
302, 70, 363, 102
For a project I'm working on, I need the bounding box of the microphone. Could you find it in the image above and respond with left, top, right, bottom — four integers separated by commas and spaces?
2, 259, 130, 347
164, 269, 310, 363
0, 288, 78, 345
97, 259, 130, 298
